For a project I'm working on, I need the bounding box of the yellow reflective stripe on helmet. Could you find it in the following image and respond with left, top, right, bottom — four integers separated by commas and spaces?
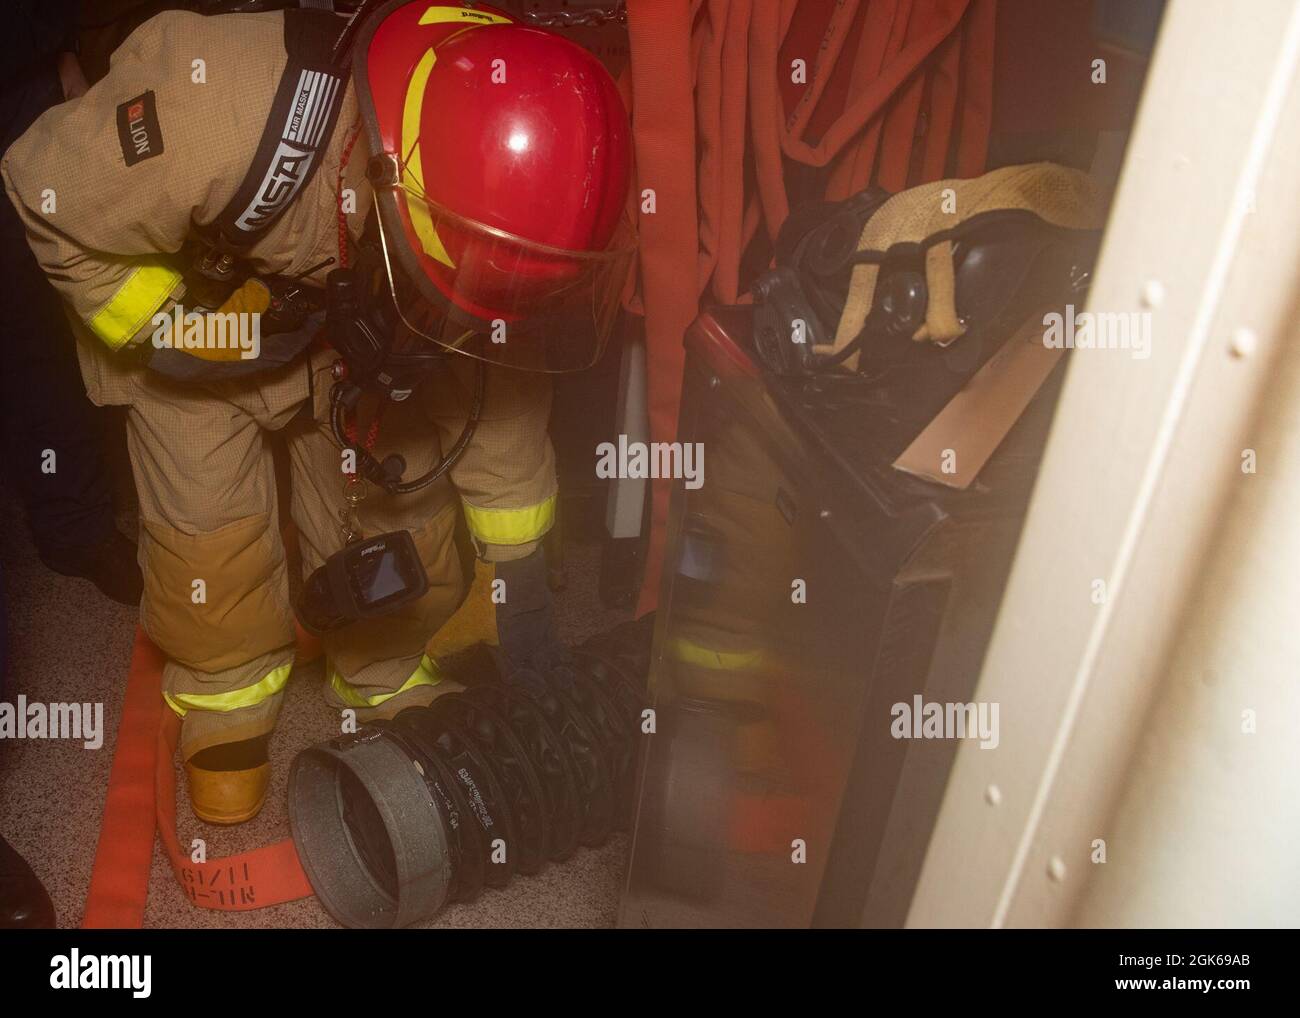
669, 637, 762, 671
400, 48, 454, 268
88, 262, 182, 351
418, 6, 511, 27
462, 494, 557, 547
329, 654, 443, 708
163, 663, 292, 718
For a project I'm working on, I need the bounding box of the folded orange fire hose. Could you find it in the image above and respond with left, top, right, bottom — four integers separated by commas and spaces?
82, 628, 314, 927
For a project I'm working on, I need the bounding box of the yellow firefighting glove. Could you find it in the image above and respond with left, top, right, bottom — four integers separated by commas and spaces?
153, 278, 272, 362
427, 547, 560, 675
427, 558, 500, 661
144, 277, 320, 382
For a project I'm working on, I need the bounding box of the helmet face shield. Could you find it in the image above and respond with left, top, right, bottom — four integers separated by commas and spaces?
353, 2, 636, 373
372, 173, 636, 372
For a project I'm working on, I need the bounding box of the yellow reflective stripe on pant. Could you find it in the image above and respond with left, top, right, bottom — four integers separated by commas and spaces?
461, 494, 556, 547
163, 663, 292, 718
329, 654, 443, 708
88, 262, 183, 350
669, 637, 763, 671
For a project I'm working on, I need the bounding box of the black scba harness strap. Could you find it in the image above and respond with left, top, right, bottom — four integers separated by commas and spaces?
205, 9, 349, 254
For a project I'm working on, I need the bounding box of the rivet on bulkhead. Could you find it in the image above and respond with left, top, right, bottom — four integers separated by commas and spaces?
1229, 327, 1258, 360
1140, 280, 1165, 309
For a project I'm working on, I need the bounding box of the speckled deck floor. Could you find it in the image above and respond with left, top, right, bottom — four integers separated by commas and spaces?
0, 491, 632, 928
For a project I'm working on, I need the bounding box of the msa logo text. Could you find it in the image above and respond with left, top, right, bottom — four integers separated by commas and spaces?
50, 950, 151, 998
235, 142, 314, 232
233, 69, 341, 233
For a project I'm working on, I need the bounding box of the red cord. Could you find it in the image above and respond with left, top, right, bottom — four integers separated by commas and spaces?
336, 119, 363, 270
343, 414, 382, 453
335, 118, 383, 471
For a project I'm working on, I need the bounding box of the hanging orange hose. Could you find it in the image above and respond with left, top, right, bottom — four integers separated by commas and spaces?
625, 0, 997, 611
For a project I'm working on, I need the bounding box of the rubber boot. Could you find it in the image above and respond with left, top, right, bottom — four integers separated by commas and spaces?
41, 529, 143, 607
185, 735, 271, 825
0, 832, 55, 929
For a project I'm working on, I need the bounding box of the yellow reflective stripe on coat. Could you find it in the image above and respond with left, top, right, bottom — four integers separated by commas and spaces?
330, 654, 443, 708
462, 494, 557, 546
163, 663, 292, 718
669, 637, 763, 671
88, 262, 182, 350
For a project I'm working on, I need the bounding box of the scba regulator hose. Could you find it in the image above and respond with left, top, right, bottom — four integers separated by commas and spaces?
287, 619, 652, 928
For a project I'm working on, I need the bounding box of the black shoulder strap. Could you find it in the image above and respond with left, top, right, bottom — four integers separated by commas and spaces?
206, 9, 349, 252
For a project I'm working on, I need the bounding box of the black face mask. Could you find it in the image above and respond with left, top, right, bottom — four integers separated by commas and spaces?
752, 189, 1100, 377
296, 531, 429, 635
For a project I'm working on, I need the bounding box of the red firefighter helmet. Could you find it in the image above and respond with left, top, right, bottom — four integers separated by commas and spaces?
353, 2, 635, 371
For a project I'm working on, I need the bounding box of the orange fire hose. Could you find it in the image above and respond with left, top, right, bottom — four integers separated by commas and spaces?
82, 628, 315, 927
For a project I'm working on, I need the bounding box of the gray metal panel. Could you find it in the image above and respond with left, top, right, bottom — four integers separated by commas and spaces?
619, 310, 1053, 927
604, 329, 650, 540
619, 324, 876, 926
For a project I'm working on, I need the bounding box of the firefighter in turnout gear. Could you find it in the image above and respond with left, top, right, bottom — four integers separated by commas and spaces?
1, 2, 633, 825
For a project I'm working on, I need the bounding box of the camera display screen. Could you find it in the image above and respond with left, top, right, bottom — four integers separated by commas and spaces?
348, 543, 416, 607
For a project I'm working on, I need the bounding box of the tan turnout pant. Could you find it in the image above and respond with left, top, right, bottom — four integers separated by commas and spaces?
127, 350, 554, 759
